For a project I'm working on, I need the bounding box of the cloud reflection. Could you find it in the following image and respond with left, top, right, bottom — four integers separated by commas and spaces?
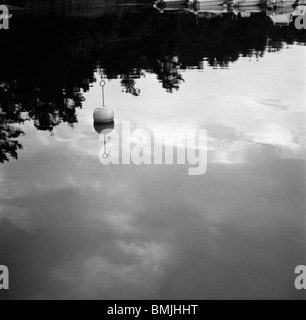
0, 45, 305, 300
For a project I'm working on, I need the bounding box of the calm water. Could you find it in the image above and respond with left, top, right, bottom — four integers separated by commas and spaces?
0, 1, 306, 300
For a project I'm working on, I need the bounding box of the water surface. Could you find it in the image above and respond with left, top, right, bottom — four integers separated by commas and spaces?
0, 1, 305, 300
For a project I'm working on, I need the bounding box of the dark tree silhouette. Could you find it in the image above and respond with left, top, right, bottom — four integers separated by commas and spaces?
155, 57, 184, 93
0, 124, 24, 163
0, 1, 305, 163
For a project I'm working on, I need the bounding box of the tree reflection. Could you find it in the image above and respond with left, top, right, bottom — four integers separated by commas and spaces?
0, 83, 24, 163
0, 2, 305, 163
0, 124, 24, 163
155, 57, 184, 93
120, 72, 143, 96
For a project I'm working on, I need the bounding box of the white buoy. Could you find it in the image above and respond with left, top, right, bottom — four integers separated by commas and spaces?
93, 107, 114, 123
93, 77, 115, 123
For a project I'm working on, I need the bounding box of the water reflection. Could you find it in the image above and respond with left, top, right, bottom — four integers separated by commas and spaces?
0, 1, 304, 161
0, 1, 305, 300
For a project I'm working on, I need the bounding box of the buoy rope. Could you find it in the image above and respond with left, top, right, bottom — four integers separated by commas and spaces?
100, 79, 106, 108
103, 135, 110, 159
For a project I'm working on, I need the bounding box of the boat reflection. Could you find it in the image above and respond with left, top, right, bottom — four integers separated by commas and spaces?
154, 0, 190, 13
154, 0, 306, 27
267, 4, 306, 26
232, 0, 264, 6
233, 6, 264, 18
190, 2, 229, 18
267, 0, 297, 7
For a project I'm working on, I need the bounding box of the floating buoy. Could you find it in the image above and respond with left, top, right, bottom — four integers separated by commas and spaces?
93, 121, 115, 135
93, 78, 115, 123
93, 107, 114, 123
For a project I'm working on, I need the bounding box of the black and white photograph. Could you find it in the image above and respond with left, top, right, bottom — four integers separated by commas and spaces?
0, 0, 305, 303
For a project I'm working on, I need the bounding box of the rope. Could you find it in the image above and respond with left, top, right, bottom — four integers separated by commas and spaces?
98, 71, 111, 158
102, 135, 111, 159
100, 79, 106, 107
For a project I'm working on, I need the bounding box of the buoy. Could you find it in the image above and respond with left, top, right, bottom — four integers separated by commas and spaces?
93, 121, 115, 135
93, 107, 114, 123
93, 78, 115, 123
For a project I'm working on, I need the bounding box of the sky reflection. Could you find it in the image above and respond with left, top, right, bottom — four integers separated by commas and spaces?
0, 39, 305, 300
